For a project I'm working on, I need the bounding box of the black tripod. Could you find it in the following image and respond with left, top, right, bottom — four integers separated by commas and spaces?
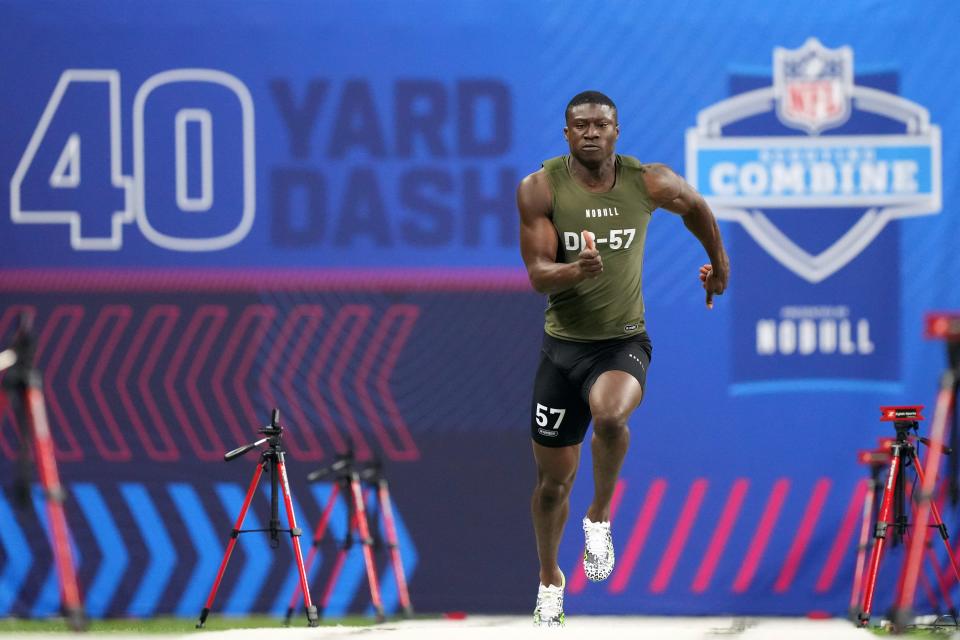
196, 409, 319, 628
0, 313, 86, 631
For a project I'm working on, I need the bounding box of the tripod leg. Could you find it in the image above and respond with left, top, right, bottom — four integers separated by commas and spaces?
25, 386, 86, 631
285, 482, 340, 625
1, 389, 31, 507
850, 477, 876, 619
924, 547, 957, 616
859, 445, 902, 626
952, 378, 960, 505
276, 459, 319, 627
196, 462, 263, 628
378, 479, 413, 617
911, 451, 960, 587
895, 387, 955, 626
903, 503, 950, 615
918, 565, 941, 615
319, 531, 352, 613
350, 473, 385, 622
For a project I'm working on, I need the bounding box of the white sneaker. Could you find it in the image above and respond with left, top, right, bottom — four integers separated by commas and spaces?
582, 517, 614, 582
533, 571, 565, 627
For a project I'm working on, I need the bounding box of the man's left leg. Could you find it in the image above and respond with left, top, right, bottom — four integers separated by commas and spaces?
583, 370, 643, 581
587, 370, 642, 521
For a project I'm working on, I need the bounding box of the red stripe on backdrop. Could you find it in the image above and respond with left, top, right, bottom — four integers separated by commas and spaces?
209, 305, 255, 448
774, 478, 832, 592
35, 306, 85, 461
691, 478, 750, 593
569, 480, 627, 594
168, 306, 229, 460
90, 305, 133, 461
609, 478, 668, 594
229, 306, 278, 454
68, 306, 132, 461
357, 305, 421, 461
732, 478, 791, 593
815, 479, 868, 592
259, 306, 327, 461
328, 305, 375, 461
122, 305, 181, 462
0, 267, 533, 292
650, 478, 709, 593
308, 307, 352, 455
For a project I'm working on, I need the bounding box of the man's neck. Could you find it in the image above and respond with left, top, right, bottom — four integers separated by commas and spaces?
569, 155, 617, 192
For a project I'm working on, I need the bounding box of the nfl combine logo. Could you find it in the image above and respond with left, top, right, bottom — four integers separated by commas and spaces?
774, 38, 852, 135
686, 37, 941, 284
686, 38, 942, 392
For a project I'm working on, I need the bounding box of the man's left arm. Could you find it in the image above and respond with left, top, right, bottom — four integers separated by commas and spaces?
643, 163, 730, 308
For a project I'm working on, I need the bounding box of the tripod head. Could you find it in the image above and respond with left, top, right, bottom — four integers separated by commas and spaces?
925, 312, 960, 381
880, 405, 952, 454
224, 408, 285, 462
306, 449, 354, 482
306, 449, 383, 484
893, 420, 919, 443
258, 408, 284, 439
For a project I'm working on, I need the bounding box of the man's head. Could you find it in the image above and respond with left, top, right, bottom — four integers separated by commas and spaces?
565, 91, 617, 123
564, 91, 619, 166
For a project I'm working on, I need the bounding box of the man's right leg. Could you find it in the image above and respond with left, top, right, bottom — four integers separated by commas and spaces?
528, 337, 591, 625
531, 441, 580, 587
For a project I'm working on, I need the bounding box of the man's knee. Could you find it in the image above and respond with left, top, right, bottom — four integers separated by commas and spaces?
536, 475, 573, 507
592, 409, 630, 440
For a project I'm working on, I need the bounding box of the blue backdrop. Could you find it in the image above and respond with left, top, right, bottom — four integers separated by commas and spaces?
1, 0, 959, 619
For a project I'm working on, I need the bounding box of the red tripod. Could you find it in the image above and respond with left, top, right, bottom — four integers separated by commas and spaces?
0, 313, 85, 631
850, 440, 891, 619
924, 313, 960, 507
857, 406, 960, 627
894, 313, 960, 627
196, 409, 319, 628
284, 453, 413, 624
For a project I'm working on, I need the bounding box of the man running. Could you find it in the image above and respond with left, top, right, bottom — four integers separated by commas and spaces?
517, 90, 730, 627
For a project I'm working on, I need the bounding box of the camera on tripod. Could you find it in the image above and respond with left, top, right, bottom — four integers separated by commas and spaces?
197, 408, 319, 629
856, 404, 960, 628
223, 408, 284, 462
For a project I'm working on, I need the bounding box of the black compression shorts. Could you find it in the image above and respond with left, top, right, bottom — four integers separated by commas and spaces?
530, 331, 652, 447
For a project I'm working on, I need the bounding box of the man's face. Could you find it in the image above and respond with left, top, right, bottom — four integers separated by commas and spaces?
564, 103, 619, 164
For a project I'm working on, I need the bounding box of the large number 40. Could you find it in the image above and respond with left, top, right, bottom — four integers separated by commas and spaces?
10, 69, 255, 251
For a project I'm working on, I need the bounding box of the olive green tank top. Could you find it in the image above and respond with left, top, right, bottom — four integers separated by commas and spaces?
542, 154, 656, 341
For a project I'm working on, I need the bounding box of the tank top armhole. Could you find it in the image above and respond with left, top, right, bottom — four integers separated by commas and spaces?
541, 155, 566, 220
618, 155, 655, 212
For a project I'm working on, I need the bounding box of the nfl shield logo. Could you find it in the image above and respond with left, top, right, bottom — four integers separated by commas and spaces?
774, 37, 852, 134
686, 37, 941, 392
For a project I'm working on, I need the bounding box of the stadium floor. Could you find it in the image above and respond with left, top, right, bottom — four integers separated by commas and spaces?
14, 616, 884, 639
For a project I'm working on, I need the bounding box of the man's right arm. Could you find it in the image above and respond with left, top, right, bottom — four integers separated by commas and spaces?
517, 170, 602, 294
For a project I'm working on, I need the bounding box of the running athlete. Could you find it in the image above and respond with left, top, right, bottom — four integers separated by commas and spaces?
518, 91, 729, 627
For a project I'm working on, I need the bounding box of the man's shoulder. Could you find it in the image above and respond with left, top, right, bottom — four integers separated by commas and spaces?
517, 166, 553, 215
638, 163, 682, 202
540, 155, 567, 174
519, 157, 566, 193
638, 162, 678, 183
618, 156, 672, 176
519, 166, 549, 189
618, 154, 644, 170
